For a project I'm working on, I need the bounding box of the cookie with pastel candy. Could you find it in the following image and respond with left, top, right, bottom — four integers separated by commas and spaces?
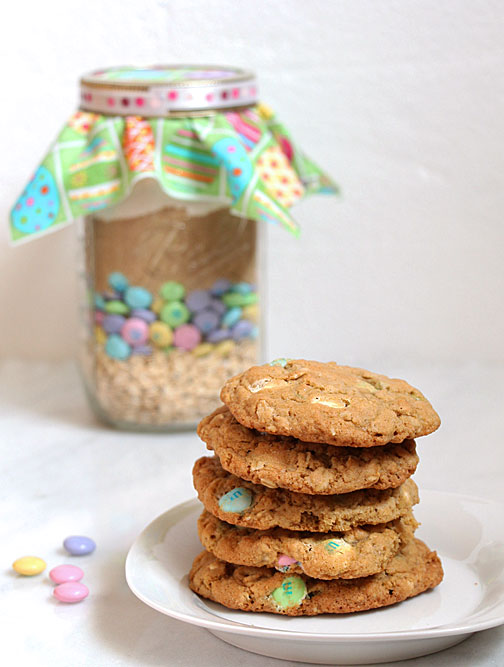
189, 359, 444, 615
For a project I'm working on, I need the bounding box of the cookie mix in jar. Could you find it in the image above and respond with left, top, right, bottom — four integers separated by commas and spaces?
10, 64, 337, 430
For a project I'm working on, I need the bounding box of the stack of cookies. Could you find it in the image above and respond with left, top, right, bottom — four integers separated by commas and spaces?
189, 359, 443, 616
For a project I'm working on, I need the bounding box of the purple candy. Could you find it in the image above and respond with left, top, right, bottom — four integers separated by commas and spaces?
185, 289, 212, 313
211, 279, 232, 296
103, 314, 126, 334
131, 308, 156, 323
231, 319, 254, 340
206, 328, 231, 343
193, 309, 220, 334
209, 298, 226, 316
131, 345, 153, 355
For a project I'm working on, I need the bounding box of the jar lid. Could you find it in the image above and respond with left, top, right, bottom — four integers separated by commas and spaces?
80, 65, 258, 117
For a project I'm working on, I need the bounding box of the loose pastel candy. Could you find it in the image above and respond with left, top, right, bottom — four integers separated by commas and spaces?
206, 328, 231, 343
149, 321, 173, 347
231, 281, 253, 294
131, 308, 156, 323
53, 582, 89, 603
215, 340, 235, 357
124, 286, 153, 309
249, 325, 259, 340
231, 319, 254, 340
121, 318, 149, 346
270, 576, 307, 609
185, 290, 212, 313
63, 536, 96, 556
94, 310, 105, 325
242, 303, 259, 322
160, 281, 185, 301
221, 291, 258, 307
221, 306, 242, 328
94, 326, 107, 345
103, 314, 126, 334
160, 301, 190, 327
105, 300, 130, 315
173, 324, 201, 351
94, 294, 106, 310
12, 556, 46, 576
151, 296, 164, 314
49, 564, 84, 584
193, 309, 220, 334
131, 345, 152, 355
105, 334, 131, 360
209, 298, 227, 316
192, 342, 214, 357
210, 278, 231, 296
218, 487, 253, 513
108, 272, 129, 293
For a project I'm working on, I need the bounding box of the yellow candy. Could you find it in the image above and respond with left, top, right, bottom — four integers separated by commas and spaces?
94, 325, 107, 345
242, 304, 259, 323
151, 296, 164, 315
257, 101, 274, 120
215, 340, 235, 358
192, 342, 214, 358
13, 556, 46, 576
149, 321, 173, 347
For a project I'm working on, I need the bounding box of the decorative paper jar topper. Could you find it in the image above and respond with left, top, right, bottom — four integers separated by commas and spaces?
9, 64, 338, 244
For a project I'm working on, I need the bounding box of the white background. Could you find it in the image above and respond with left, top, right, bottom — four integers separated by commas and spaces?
1, 3, 504, 667
1, 0, 503, 365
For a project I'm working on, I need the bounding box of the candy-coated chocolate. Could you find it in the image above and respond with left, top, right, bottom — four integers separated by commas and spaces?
249, 325, 259, 340
108, 272, 129, 293
218, 487, 253, 513
103, 314, 126, 334
124, 286, 153, 309
193, 309, 220, 334
242, 303, 259, 322
149, 321, 173, 347
105, 300, 130, 315
121, 318, 149, 346
206, 328, 231, 343
192, 342, 214, 357
131, 308, 156, 323
231, 281, 253, 294
94, 326, 107, 345
94, 294, 106, 311
209, 298, 227, 316
105, 335, 131, 360
185, 290, 212, 313
160, 301, 190, 328
221, 291, 258, 307
12, 556, 46, 576
63, 535, 96, 556
49, 564, 84, 584
269, 358, 289, 367
215, 340, 236, 357
151, 296, 164, 314
173, 324, 201, 351
277, 554, 298, 567
94, 310, 105, 325
221, 306, 242, 328
231, 319, 254, 340
53, 582, 89, 603
210, 278, 231, 296
160, 281, 185, 301
270, 576, 307, 609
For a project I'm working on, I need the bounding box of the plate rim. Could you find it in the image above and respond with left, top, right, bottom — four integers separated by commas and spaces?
125, 490, 504, 643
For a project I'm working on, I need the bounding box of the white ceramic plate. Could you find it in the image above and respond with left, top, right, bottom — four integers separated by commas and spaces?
125, 491, 504, 665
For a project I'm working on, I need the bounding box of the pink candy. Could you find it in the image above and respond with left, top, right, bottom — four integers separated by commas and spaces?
53, 581, 89, 603
49, 564, 84, 584
173, 323, 201, 351
277, 554, 298, 567
121, 317, 149, 346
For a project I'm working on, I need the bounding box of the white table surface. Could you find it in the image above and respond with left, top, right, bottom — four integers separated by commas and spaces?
1, 360, 503, 667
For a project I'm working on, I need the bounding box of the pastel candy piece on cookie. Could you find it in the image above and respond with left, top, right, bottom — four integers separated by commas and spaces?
124, 286, 153, 309
211, 279, 231, 296
131, 308, 156, 323
121, 317, 149, 346
160, 281, 185, 301
220, 359, 441, 447
185, 290, 212, 313
149, 321, 173, 347
271, 576, 307, 609
160, 301, 190, 327
105, 334, 131, 360
12, 166, 60, 235
218, 487, 253, 513
173, 324, 201, 351
103, 314, 126, 334
193, 309, 220, 335
108, 272, 129, 293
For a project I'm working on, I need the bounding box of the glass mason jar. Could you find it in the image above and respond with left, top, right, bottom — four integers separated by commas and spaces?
78, 179, 263, 430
